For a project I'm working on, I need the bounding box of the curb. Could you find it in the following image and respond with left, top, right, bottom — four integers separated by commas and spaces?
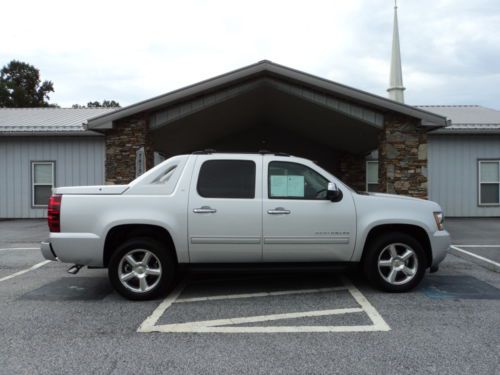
449, 245, 500, 273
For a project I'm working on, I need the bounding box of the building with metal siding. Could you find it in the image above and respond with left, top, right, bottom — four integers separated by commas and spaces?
424, 105, 500, 217
1, 4, 498, 219
428, 134, 500, 217
0, 108, 114, 218
1, 96, 500, 219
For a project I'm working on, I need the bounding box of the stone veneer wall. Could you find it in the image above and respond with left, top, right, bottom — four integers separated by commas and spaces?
103, 116, 154, 184
101, 112, 428, 197
339, 152, 366, 192
378, 113, 428, 199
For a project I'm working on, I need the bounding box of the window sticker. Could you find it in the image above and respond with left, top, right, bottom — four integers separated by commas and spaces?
270, 175, 304, 197
286, 176, 304, 197
270, 175, 287, 197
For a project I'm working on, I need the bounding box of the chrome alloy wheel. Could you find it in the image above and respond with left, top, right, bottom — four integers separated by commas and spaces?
377, 243, 418, 286
118, 249, 162, 293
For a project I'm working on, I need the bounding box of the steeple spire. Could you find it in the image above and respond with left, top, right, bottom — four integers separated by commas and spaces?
387, 0, 405, 103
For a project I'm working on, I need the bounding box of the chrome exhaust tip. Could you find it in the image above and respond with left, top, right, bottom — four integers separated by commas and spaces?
67, 264, 84, 275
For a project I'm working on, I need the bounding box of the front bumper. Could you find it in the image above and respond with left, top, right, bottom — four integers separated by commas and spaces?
430, 229, 451, 267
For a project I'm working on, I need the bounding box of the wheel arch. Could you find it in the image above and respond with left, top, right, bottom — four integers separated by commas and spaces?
361, 224, 432, 268
103, 224, 178, 267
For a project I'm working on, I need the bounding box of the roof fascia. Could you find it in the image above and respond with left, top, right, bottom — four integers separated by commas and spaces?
86, 60, 448, 129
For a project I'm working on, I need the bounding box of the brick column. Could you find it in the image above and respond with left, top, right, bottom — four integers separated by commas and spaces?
103, 116, 154, 184
339, 152, 366, 192
378, 113, 428, 198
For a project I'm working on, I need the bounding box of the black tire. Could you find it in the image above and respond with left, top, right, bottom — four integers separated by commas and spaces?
363, 232, 426, 292
108, 237, 176, 300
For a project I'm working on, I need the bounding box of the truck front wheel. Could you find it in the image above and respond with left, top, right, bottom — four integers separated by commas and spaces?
363, 232, 426, 292
108, 238, 176, 300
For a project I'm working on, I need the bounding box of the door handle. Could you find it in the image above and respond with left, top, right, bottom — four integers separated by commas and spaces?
193, 206, 217, 214
267, 207, 291, 215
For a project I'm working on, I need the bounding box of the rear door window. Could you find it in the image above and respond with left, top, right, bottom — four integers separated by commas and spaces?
197, 160, 256, 199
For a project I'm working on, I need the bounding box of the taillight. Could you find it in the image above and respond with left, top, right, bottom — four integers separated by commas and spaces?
48, 194, 62, 232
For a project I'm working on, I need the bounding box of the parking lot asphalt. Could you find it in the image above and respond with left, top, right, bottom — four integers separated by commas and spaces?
445, 218, 500, 268
1, 219, 499, 374
445, 218, 500, 246
0, 219, 49, 249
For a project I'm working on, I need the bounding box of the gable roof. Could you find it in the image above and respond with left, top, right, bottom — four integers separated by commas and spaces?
86, 60, 448, 130
0, 107, 118, 135
418, 105, 500, 134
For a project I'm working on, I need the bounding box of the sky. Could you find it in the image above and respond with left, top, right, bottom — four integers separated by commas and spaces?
1, 0, 499, 109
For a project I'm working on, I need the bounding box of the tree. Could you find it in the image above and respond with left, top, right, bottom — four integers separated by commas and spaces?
0, 60, 55, 107
73, 100, 120, 108
90, 100, 120, 108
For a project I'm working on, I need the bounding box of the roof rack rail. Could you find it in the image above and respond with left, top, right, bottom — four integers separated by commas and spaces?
192, 149, 216, 154
258, 150, 290, 156
192, 150, 290, 156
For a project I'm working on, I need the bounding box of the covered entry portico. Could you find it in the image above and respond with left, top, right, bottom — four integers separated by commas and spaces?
86, 61, 447, 197
149, 75, 381, 181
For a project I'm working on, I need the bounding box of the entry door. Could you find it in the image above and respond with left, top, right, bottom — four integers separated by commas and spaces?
188, 155, 263, 263
262, 156, 356, 262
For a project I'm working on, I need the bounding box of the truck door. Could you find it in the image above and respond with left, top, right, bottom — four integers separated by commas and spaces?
262, 155, 356, 262
188, 154, 263, 262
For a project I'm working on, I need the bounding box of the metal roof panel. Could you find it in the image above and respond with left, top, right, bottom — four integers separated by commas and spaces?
0, 108, 118, 134
417, 105, 500, 125
419, 105, 500, 134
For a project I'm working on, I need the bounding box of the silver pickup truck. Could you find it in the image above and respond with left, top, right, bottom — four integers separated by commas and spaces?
41, 152, 450, 300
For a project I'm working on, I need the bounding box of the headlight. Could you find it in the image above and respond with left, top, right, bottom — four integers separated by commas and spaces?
433, 212, 444, 231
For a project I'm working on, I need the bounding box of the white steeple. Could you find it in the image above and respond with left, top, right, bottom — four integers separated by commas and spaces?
387, 0, 405, 103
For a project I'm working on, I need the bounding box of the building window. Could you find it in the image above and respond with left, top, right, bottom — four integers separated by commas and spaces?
197, 160, 256, 199
366, 161, 379, 192
32, 162, 55, 207
268, 161, 328, 200
479, 160, 500, 205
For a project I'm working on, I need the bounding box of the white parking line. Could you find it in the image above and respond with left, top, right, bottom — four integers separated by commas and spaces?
175, 286, 348, 303
341, 276, 390, 331
451, 245, 500, 248
138, 279, 188, 332
0, 247, 39, 252
450, 245, 500, 268
0, 260, 51, 283
146, 308, 365, 333
138, 277, 390, 334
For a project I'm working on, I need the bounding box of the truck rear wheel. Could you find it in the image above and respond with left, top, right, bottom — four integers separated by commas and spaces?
363, 232, 426, 292
108, 237, 176, 300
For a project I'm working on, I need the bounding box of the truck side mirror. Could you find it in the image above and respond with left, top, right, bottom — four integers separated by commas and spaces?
327, 182, 343, 202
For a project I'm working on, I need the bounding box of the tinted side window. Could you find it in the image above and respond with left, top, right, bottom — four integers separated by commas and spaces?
197, 160, 256, 198
268, 161, 328, 199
